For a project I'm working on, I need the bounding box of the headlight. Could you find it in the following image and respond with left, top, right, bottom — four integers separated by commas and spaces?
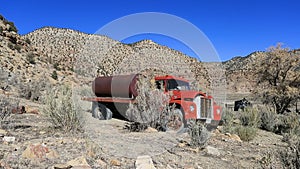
190, 105, 195, 112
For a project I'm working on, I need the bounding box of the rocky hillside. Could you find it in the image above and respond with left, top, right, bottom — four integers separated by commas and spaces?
24, 27, 211, 91
222, 52, 262, 94
222, 49, 300, 96
0, 15, 52, 99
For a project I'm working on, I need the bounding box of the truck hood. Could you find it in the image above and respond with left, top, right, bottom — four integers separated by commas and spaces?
170, 90, 205, 100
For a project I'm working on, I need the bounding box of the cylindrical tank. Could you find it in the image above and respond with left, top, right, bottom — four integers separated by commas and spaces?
92, 74, 139, 98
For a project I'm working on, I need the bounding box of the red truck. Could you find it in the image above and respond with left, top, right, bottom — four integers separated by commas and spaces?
83, 74, 222, 131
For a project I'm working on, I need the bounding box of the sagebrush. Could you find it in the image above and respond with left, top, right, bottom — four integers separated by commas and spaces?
125, 75, 170, 131
259, 105, 277, 132
222, 108, 258, 141
188, 120, 210, 148
43, 85, 84, 132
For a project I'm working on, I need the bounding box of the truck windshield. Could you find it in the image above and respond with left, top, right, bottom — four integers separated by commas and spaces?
167, 79, 190, 91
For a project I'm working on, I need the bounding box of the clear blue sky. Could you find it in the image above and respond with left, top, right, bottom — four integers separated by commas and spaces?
1, 0, 299, 61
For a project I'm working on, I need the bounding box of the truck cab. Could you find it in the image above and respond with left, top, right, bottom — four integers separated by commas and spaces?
155, 75, 222, 130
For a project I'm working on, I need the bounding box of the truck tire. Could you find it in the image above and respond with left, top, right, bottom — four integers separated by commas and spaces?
92, 102, 112, 120
165, 108, 185, 133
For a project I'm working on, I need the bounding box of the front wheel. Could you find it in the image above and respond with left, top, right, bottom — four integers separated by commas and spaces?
165, 108, 186, 133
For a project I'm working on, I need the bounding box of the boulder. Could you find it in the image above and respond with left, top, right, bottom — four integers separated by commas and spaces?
135, 155, 156, 169
96, 159, 107, 168
205, 146, 220, 156
230, 134, 242, 142
67, 156, 91, 169
110, 159, 121, 166
3, 136, 15, 143
22, 143, 59, 159
145, 127, 158, 133
232, 119, 241, 124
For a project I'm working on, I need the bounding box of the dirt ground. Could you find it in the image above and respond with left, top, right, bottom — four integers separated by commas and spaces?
0, 99, 286, 169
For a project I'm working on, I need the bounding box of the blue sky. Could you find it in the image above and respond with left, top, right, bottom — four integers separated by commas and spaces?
1, 0, 299, 61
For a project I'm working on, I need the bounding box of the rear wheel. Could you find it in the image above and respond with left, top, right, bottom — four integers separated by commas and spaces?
92, 102, 112, 120
165, 108, 185, 133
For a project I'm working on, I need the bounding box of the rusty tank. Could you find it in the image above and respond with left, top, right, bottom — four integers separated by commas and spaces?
92, 74, 139, 98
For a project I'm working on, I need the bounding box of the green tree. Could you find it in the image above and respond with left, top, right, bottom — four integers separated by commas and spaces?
255, 44, 300, 114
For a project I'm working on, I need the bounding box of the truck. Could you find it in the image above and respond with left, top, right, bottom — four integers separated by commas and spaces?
83, 74, 222, 132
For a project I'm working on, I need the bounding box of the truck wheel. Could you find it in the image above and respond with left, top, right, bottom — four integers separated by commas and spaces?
165, 108, 185, 133
92, 102, 112, 120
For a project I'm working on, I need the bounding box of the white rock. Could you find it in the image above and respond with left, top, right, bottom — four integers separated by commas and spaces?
205, 146, 220, 156
135, 155, 156, 169
3, 136, 15, 143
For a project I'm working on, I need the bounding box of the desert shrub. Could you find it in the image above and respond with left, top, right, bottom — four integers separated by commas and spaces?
282, 132, 300, 146
125, 75, 170, 131
222, 108, 258, 141
259, 105, 277, 131
53, 63, 61, 71
279, 139, 300, 169
7, 21, 17, 33
188, 120, 210, 148
236, 108, 259, 141
0, 26, 3, 34
51, 71, 58, 80
26, 52, 36, 64
14, 44, 21, 52
43, 85, 84, 132
221, 109, 236, 134
19, 80, 47, 101
273, 112, 300, 134
25, 38, 31, 44
259, 151, 277, 169
238, 107, 260, 127
7, 42, 15, 50
235, 125, 257, 142
0, 95, 19, 127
